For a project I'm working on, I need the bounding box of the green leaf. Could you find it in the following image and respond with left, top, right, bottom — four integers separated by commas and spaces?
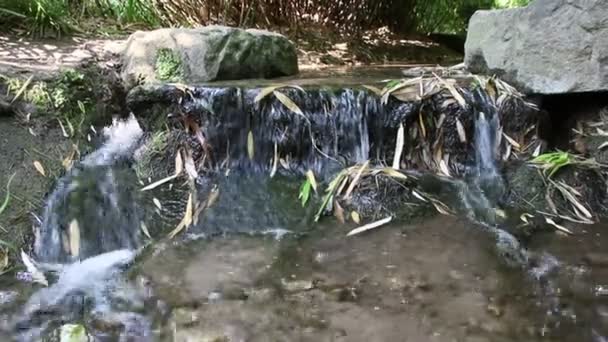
299, 180, 312, 207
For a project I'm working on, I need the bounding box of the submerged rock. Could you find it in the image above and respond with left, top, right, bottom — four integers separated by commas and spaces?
121, 26, 298, 89
465, 0, 608, 94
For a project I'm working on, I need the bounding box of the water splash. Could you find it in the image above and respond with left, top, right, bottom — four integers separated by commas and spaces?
35, 116, 144, 263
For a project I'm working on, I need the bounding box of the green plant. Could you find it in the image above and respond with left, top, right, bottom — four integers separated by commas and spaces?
155, 49, 184, 82
531, 151, 600, 178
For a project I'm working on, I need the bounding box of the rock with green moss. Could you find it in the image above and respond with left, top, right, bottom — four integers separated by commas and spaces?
121, 25, 299, 89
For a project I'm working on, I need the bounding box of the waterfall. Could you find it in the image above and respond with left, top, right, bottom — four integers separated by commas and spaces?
34, 115, 145, 263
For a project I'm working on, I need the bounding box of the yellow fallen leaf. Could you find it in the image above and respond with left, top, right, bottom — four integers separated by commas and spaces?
351, 211, 361, 224
68, 219, 80, 257
33, 160, 46, 177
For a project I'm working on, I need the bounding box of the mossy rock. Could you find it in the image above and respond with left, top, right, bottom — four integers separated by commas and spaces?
121, 26, 298, 89
155, 48, 184, 82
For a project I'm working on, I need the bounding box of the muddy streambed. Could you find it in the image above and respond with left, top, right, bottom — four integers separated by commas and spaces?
0, 212, 606, 341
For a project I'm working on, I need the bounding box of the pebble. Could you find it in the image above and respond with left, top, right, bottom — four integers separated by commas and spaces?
281, 279, 314, 292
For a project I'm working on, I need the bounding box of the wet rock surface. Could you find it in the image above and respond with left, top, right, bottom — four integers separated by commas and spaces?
465, 0, 608, 94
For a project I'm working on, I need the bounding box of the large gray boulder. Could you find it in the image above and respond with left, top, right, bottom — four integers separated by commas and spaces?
465, 0, 608, 94
121, 26, 298, 89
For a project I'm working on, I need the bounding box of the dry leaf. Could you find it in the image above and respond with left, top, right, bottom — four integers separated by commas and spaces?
247, 130, 255, 160
10, 75, 33, 104
545, 217, 573, 235
168, 192, 195, 238
33, 161, 46, 177
362, 85, 383, 96
351, 211, 361, 224
57, 119, 69, 138
392, 123, 405, 169
183, 193, 194, 227
455, 119, 467, 143
153, 198, 162, 210
333, 200, 345, 224
68, 219, 80, 258
0, 250, 8, 271
418, 112, 426, 138
343, 161, 369, 199
346, 217, 392, 237
270, 143, 279, 178
140, 222, 151, 239
306, 170, 318, 193
380, 167, 408, 180
412, 190, 428, 202
273, 91, 303, 115
141, 152, 183, 191
183, 148, 198, 180
439, 159, 452, 177
20, 250, 48, 286
502, 133, 521, 149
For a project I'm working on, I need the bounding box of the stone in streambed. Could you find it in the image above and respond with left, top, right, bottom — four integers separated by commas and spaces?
121, 25, 298, 89
465, 0, 608, 94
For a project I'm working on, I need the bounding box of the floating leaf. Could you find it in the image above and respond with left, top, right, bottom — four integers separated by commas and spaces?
57, 119, 70, 138
346, 217, 393, 237
247, 130, 255, 160
254, 85, 305, 103
455, 118, 467, 143
273, 91, 303, 115
392, 123, 405, 169
68, 219, 80, 258
20, 250, 48, 286
33, 161, 46, 177
351, 211, 361, 224
599, 141, 608, 150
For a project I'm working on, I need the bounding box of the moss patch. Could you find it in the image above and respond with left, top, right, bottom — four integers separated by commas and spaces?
155, 48, 184, 82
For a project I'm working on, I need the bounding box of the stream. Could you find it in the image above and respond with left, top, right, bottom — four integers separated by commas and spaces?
1, 72, 607, 342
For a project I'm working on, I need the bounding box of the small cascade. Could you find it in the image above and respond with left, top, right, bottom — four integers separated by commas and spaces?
184, 87, 393, 175
35, 116, 145, 263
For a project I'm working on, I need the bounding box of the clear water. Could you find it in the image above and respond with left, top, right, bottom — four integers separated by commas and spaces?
3, 88, 607, 341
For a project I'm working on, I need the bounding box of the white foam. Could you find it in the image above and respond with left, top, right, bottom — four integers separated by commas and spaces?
83, 115, 143, 167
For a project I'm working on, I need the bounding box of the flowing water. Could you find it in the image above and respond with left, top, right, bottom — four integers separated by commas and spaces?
2, 81, 608, 341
